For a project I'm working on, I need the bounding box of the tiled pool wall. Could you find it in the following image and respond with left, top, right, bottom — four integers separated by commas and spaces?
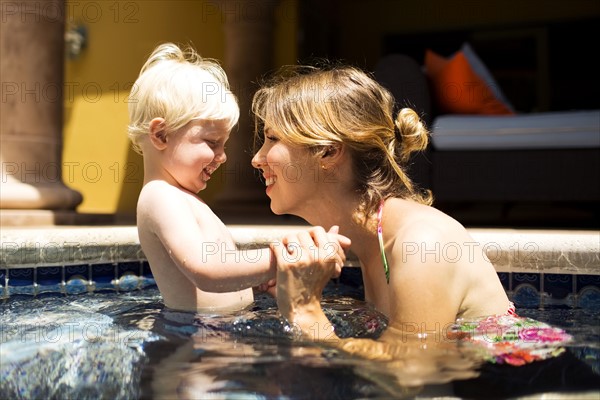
499, 270, 600, 309
0, 260, 155, 297
1, 226, 599, 309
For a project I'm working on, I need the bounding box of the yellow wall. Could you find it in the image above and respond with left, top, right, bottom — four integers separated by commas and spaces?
63, 0, 297, 216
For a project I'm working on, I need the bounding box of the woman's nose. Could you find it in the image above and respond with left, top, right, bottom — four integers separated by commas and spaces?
251, 148, 265, 169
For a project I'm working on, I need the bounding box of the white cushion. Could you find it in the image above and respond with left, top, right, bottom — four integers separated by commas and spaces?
431, 110, 600, 150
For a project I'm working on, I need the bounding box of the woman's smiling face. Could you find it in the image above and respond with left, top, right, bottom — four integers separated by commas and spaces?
251, 127, 321, 216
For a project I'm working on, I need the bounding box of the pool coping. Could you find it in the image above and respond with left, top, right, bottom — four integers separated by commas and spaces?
0, 225, 598, 275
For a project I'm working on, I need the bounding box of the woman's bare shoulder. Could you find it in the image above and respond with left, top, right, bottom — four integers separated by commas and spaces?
385, 198, 467, 242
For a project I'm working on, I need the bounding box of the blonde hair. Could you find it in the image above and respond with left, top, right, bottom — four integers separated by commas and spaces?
128, 43, 239, 154
252, 65, 432, 221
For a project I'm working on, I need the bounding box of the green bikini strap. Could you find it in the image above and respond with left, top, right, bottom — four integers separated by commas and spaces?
377, 200, 390, 284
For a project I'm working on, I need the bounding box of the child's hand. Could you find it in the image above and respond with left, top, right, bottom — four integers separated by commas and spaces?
255, 278, 277, 297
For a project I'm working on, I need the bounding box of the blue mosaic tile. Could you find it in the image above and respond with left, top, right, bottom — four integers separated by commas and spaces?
511, 273, 542, 308
544, 274, 573, 300
577, 275, 600, 310
115, 261, 142, 291
36, 266, 62, 285
498, 272, 510, 292
64, 265, 90, 295
511, 284, 541, 308
7, 268, 35, 296
139, 261, 156, 289
36, 266, 64, 295
513, 273, 541, 290
118, 261, 141, 276
8, 268, 34, 286
141, 261, 152, 278
65, 264, 89, 281
116, 274, 140, 291
577, 274, 600, 289
64, 276, 89, 295
578, 286, 600, 310
90, 263, 116, 292
0, 262, 597, 303
0, 269, 6, 299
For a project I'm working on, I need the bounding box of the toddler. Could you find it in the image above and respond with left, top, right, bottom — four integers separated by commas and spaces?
129, 43, 348, 312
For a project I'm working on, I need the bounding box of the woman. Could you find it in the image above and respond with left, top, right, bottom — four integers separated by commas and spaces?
251, 65, 571, 373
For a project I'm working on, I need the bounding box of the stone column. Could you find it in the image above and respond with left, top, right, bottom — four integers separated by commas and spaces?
1, 0, 83, 221
211, 0, 278, 221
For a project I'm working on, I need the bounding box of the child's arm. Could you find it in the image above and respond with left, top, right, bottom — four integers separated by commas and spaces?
139, 183, 276, 292
140, 183, 347, 293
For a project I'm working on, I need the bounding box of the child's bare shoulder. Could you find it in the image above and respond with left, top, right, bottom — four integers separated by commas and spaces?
137, 180, 203, 221
138, 180, 194, 204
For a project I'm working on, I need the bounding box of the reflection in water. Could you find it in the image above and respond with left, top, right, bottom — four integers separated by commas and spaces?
1, 287, 599, 399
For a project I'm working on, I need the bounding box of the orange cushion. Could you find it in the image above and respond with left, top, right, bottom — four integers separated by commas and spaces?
425, 49, 514, 115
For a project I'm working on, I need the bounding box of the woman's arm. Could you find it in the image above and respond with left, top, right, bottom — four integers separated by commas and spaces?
272, 233, 481, 388
272, 226, 349, 333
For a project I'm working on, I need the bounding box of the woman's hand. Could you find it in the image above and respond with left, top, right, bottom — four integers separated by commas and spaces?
270, 226, 350, 332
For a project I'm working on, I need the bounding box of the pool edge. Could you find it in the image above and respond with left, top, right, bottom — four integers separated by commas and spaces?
1, 225, 598, 275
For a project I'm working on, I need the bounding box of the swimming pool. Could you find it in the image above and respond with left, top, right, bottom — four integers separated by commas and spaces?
1, 226, 599, 399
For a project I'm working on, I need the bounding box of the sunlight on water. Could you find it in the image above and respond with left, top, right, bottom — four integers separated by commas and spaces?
1, 285, 598, 399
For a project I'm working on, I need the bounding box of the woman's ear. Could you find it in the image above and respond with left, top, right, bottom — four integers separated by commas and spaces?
149, 117, 168, 150
320, 143, 344, 165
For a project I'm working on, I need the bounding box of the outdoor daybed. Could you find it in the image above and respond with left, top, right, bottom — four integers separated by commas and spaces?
374, 52, 600, 209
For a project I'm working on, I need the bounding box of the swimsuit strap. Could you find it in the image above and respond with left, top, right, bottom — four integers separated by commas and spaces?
377, 200, 390, 283
506, 301, 517, 316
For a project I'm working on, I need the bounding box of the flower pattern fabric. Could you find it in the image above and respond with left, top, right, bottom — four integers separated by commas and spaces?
452, 313, 571, 366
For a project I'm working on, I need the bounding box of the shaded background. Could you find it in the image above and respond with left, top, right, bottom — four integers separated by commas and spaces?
57, 0, 599, 227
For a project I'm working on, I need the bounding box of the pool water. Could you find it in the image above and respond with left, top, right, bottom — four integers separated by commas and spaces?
1, 282, 599, 399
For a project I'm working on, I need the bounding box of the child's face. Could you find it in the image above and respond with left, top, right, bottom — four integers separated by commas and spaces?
163, 119, 230, 193
251, 127, 320, 216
